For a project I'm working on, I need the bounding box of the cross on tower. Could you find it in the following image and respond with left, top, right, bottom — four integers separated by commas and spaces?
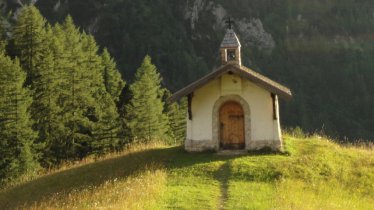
225, 18, 234, 29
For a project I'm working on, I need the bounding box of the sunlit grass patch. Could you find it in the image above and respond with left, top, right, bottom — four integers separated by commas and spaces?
26, 166, 166, 210
230, 155, 286, 182
0, 144, 171, 209
227, 181, 275, 210
225, 135, 374, 210
273, 179, 374, 210
161, 155, 227, 209
161, 176, 221, 210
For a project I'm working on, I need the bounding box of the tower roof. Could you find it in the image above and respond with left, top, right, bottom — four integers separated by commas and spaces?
220, 29, 241, 48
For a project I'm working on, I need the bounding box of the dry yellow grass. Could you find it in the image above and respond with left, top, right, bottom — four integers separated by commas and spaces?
5, 141, 168, 191
44, 141, 168, 176
0, 142, 171, 209
24, 164, 166, 210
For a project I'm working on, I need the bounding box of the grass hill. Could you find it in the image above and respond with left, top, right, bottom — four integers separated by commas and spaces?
0, 135, 373, 210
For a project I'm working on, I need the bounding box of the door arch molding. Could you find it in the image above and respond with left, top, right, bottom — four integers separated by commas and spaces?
212, 95, 251, 150
219, 101, 245, 149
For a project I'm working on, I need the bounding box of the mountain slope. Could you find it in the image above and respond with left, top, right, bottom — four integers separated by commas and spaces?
1, 135, 373, 209
1, 0, 373, 141
33, 0, 374, 141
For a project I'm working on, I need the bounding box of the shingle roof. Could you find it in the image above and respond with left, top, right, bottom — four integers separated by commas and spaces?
220, 29, 241, 48
169, 64, 292, 102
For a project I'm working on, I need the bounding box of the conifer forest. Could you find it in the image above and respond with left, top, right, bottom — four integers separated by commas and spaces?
0, 5, 186, 185
1, 0, 374, 184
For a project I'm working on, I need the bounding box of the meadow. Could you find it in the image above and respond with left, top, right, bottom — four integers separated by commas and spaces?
0, 135, 373, 210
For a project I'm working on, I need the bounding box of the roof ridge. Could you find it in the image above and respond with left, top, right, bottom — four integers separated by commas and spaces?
169, 64, 292, 103
239, 66, 291, 94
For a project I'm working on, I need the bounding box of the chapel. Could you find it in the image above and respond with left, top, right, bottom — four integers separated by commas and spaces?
170, 23, 292, 152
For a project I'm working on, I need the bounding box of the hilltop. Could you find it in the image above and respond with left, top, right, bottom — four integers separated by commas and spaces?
0, 135, 373, 209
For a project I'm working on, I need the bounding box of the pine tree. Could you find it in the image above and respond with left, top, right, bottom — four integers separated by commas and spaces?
0, 16, 7, 53
29, 26, 62, 166
101, 48, 125, 103
81, 34, 122, 155
45, 18, 124, 159
35, 16, 93, 161
164, 89, 187, 144
12, 6, 68, 165
0, 53, 39, 184
124, 55, 169, 142
42, 22, 74, 163
57, 16, 94, 159
12, 5, 47, 86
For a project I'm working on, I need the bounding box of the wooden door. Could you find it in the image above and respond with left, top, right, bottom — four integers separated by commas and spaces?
219, 101, 245, 149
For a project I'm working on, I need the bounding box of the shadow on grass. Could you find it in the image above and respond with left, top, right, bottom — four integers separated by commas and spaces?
0, 146, 239, 209
0, 147, 173, 209
0, 146, 286, 209
247, 147, 290, 156
214, 161, 231, 210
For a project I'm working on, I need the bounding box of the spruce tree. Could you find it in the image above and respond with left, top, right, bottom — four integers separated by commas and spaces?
47, 18, 124, 159
81, 34, 122, 155
12, 5, 47, 85
42, 22, 74, 163
124, 55, 169, 142
0, 17, 7, 53
164, 90, 187, 144
0, 53, 39, 184
101, 48, 125, 103
35, 16, 93, 161
29, 26, 62, 166
12, 6, 67, 165
58, 16, 94, 159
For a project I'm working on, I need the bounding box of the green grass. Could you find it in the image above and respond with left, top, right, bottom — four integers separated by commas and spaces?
0, 135, 373, 209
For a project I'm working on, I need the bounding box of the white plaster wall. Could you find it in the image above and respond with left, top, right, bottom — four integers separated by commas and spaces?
273, 95, 282, 142
187, 79, 220, 141
241, 79, 274, 141
186, 72, 282, 147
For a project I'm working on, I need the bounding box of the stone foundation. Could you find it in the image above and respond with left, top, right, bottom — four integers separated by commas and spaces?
185, 139, 282, 152
247, 140, 282, 151
185, 139, 216, 152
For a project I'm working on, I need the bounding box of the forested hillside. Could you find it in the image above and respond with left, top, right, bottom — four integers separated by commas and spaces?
0, 5, 186, 185
2, 0, 374, 140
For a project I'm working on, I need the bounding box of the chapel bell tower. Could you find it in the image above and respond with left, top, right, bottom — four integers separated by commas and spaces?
220, 18, 242, 66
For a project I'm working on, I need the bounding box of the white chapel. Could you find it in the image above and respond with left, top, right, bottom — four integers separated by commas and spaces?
170, 25, 292, 152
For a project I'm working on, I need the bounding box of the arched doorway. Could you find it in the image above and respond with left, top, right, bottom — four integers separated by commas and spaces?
219, 101, 245, 150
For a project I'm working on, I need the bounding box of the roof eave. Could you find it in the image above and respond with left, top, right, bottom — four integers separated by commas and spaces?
168, 65, 232, 103
168, 64, 293, 103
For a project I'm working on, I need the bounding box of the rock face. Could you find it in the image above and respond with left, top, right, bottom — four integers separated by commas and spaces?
1, 0, 38, 10
211, 4, 227, 29
236, 18, 275, 53
185, 0, 205, 30
184, 1, 275, 53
